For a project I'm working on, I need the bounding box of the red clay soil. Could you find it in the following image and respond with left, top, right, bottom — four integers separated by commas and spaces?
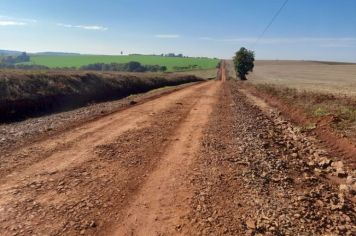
0, 80, 221, 236
243, 84, 356, 169
219, 61, 227, 82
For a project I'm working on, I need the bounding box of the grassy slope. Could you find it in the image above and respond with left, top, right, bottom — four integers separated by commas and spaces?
29, 55, 219, 71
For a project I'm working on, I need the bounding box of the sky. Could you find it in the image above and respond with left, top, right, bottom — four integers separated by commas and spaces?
0, 0, 356, 61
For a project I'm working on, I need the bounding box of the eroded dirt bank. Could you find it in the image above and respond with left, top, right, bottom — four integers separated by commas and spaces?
0, 71, 202, 122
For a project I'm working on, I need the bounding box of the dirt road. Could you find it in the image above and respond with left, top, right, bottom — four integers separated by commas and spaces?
0, 63, 355, 235
0, 77, 221, 235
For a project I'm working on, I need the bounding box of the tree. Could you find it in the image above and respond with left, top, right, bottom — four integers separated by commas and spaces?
125, 61, 145, 72
17, 52, 30, 62
233, 47, 255, 80
0, 52, 30, 65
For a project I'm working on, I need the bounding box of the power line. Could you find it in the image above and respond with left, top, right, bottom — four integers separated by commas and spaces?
254, 0, 290, 45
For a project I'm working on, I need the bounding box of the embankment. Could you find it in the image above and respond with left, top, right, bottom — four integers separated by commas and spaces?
0, 70, 203, 122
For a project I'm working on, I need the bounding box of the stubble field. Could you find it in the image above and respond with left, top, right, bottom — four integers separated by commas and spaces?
246, 60, 356, 95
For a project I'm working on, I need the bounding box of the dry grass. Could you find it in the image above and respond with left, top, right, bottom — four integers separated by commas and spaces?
253, 83, 356, 139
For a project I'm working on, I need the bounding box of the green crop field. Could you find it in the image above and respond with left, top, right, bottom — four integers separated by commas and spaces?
29, 55, 219, 71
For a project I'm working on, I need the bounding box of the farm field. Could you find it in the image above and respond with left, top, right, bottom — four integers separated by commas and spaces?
243, 60, 356, 95
28, 54, 219, 71
175, 68, 218, 80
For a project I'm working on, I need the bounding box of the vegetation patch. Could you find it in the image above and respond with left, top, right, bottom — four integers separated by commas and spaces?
252, 83, 356, 138
313, 107, 330, 117
0, 52, 47, 70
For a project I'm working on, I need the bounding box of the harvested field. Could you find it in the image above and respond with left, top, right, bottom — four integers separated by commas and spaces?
0, 70, 203, 122
226, 60, 356, 95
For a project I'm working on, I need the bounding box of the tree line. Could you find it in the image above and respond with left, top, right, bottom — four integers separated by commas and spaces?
80, 61, 167, 72
0, 52, 30, 65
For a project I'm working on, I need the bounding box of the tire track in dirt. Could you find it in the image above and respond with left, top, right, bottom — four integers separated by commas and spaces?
113, 78, 221, 235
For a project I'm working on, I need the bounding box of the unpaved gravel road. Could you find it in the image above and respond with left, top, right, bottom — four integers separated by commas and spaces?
0, 78, 221, 236
0, 64, 355, 236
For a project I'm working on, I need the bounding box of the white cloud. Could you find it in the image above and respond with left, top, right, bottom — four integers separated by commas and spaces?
57, 23, 108, 31
0, 15, 37, 23
155, 34, 180, 38
0, 20, 27, 26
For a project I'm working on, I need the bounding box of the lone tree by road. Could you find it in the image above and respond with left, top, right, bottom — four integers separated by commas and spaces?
233, 47, 255, 80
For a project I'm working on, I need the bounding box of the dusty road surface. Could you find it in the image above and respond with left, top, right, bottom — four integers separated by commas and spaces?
0, 77, 221, 235
1, 63, 355, 236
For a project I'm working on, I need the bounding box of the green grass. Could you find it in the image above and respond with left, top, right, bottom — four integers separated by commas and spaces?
29, 55, 219, 72
313, 107, 330, 117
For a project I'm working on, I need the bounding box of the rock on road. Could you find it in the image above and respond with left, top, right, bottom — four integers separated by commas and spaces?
0, 64, 355, 235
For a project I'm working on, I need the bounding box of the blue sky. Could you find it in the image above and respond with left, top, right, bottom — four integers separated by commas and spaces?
0, 0, 355, 61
